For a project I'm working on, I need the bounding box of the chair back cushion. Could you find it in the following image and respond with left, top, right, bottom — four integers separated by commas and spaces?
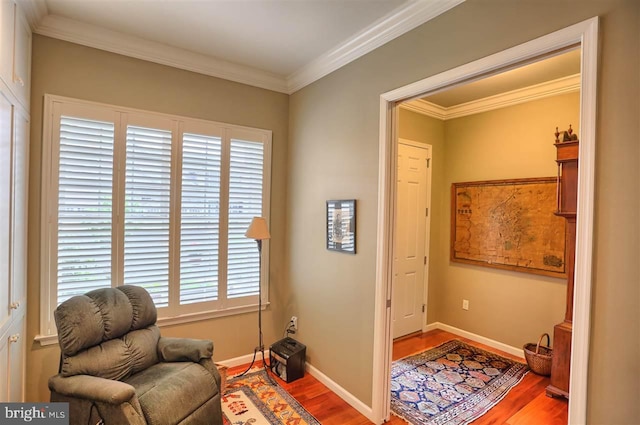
55, 285, 160, 380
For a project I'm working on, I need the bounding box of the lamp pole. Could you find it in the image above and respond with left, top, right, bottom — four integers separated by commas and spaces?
257, 238, 264, 358
238, 217, 271, 380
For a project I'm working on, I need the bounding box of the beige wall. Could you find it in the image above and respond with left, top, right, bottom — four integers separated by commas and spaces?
437, 92, 578, 347
288, 0, 639, 422
26, 35, 289, 402
24, 0, 640, 423
397, 108, 445, 324
398, 92, 579, 346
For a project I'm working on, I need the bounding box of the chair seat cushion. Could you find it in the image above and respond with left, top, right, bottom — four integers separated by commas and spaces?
124, 362, 218, 425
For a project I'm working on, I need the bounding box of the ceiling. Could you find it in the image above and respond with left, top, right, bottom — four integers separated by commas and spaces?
25, 0, 465, 93
24, 0, 579, 102
421, 48, 581, 108
400, 48, 581, 120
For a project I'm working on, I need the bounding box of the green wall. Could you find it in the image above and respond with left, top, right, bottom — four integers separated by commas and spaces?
24, 1, 640, 423
26, 35, 289, 402
288, 0, 639, 423
398, 108, 445, 325
439, 92, 578, 346
398, 92, 579, 344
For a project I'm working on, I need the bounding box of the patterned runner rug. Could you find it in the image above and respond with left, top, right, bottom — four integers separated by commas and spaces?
222, 369, 320, 425
391, 339, 529, 425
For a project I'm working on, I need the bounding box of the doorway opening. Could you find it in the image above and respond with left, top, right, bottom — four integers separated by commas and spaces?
392, 139, 432, 340
374, 17, 598, 425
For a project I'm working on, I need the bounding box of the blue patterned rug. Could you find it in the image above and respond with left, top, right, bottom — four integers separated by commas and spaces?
391, 340, 528, 425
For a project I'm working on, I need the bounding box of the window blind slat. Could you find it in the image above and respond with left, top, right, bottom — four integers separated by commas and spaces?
124, 125, 172, 307
179, 133, 221, 305
50, 104, 269, 324
56, 116, 115, 305
227, 139, 264, 299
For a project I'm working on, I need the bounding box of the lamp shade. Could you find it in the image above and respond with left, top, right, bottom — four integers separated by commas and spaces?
245, 217, 271, 240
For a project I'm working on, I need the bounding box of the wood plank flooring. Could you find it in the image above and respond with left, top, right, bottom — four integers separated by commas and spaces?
227, 329, 567, 424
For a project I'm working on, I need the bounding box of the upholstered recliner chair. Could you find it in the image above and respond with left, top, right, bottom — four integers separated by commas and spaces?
49, 285, 223, 425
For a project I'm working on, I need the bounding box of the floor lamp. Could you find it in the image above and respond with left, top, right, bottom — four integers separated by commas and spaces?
239, 216, 271, 377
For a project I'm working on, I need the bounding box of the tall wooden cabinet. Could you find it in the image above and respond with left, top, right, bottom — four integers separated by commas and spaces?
546, 134, 578, 399
0, 0, 30, 403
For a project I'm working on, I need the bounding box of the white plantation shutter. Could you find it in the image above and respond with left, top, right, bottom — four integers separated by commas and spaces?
179, 133, 222, 304
227, 139, 264, 298
124, 125, 172, 307
57, 116, 114, 305
42, 96, 272, 336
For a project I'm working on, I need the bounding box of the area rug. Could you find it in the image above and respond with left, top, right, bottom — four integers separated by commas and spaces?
222, 369, 320, 425
391, 339, 528, 425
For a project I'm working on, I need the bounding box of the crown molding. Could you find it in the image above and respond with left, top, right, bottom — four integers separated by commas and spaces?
34, 14, 290, 93
17, 0, 47, 29
401, 99, 447, 120
401, 73, 580, 120
287, 0, 465, 93
30, 0, 465, 94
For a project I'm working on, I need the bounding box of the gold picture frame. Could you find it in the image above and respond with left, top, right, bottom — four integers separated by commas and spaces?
451, 177, 566, 277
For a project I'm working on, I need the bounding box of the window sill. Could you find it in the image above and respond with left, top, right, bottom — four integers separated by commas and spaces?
35, 302, 269, 346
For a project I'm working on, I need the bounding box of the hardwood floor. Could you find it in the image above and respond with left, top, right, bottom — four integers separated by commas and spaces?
228, 329, 567, 424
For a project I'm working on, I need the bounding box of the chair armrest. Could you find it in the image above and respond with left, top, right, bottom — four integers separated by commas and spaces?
49, 374, 136, 405
157, 337, 213, 362
198, 357, 222, 391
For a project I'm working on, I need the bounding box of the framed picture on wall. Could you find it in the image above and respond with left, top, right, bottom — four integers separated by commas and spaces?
326, 199, 356, 254
450, 177, 566, 277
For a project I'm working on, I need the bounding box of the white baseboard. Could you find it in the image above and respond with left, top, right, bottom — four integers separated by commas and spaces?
217, 350, 271, 368
305, 363, 376, 423
218, 350, 376, 423
424, 322, 439, 332
427, 322, 524, 359
218, 323, 521, 424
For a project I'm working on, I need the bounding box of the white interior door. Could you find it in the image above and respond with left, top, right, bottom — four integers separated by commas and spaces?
393, 140, 431, 339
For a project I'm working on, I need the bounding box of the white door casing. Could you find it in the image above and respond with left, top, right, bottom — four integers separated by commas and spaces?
373, 17, 598, 425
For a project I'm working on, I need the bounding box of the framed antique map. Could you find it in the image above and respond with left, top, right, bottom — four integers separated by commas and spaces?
450, 177, 566, 277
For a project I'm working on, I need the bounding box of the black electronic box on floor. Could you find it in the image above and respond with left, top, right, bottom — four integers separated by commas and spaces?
269, 337, 306, 383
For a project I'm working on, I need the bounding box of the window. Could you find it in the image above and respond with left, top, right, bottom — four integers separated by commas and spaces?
40, 95, 272, 338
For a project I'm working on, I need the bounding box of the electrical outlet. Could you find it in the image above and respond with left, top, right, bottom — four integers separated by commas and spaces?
462, 299, 469, 310
291, 316, 298, 331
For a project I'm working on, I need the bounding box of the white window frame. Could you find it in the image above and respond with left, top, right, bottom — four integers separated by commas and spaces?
38, 94, 272, 343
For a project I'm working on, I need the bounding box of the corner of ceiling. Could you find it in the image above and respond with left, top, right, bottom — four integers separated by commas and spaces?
26, 0, 466, 95
18, 0, 48, 29
286, 0, 466, 94
401, 74, 581, 120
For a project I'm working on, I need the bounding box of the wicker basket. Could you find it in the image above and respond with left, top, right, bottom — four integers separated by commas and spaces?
215, 363, 228, 394
523, 333, 553, 376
